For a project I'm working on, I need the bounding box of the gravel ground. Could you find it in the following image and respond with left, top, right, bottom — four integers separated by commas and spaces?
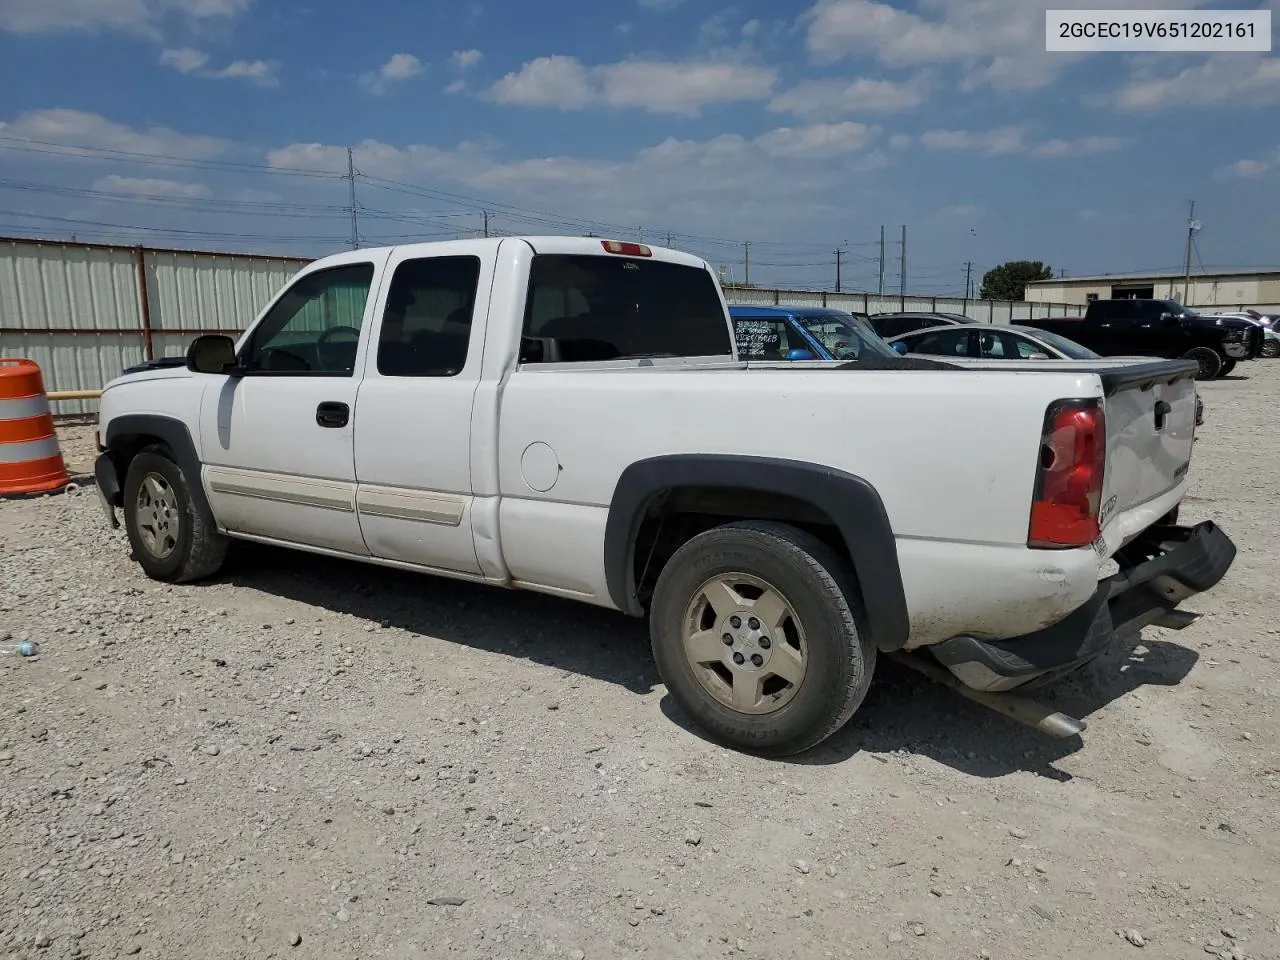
2, 365, 1278, 960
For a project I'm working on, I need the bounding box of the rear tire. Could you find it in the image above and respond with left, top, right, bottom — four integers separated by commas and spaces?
1261, 340, 1279, 359
1217, 360, 1237, 377
1183, 347, 1223, 381
649, 520, 874, 757
123, 450, 228, 583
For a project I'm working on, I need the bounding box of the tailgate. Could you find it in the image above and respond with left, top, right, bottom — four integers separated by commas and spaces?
1098, 360, 1198, 536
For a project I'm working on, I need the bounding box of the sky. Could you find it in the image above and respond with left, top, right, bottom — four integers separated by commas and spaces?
0, 0, 1278, 294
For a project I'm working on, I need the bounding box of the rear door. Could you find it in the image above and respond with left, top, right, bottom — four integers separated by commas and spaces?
351, 244, 495, 575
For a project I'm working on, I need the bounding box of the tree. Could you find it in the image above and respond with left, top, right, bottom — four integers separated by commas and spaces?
980, 260, 1053, 301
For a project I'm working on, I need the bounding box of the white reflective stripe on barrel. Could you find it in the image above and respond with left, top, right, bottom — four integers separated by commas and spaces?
0, 395, 52, 420
0, 435, 61, 463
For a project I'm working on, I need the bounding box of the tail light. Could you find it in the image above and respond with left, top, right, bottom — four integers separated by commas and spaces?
1028, 399, 1105, 549
601, 240, 652, 257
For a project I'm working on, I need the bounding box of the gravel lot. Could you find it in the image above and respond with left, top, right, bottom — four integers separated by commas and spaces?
2, 365, 1278, 960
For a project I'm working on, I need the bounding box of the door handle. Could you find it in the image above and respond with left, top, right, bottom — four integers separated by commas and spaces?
316, 401, 349, 428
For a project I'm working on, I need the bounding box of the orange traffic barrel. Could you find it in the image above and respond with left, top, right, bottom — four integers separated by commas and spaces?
0, 358, 70, 496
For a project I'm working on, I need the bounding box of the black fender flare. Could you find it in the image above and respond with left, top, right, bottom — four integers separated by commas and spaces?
603, 454, 910, 652
102, 414, 216, 531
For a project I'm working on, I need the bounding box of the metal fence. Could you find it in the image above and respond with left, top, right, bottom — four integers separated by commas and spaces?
721, 286, 1084, 324
0, 237, 308, 414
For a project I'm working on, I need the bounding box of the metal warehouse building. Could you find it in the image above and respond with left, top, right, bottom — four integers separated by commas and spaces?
1025, 268, 1280, 313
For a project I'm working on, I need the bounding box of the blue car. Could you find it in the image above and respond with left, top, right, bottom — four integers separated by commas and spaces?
728, 305, 899, 362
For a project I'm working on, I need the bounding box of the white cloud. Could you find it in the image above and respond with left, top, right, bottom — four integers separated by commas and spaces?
916, 127, 1128, 158
487, 55, 593, 108
0, 0, 251, 35
159, 47, 209, 73
444, 79, 466, 95
1111, 54, 1280, 111
939, 203, 984, 218
920, 125, 1027, 154
754, 121, 878, 158
1214, 157, 1272, 180
451, 48, 483, 70
92, 174, 212, 198
0, 108, 229, 158
1030, 135, 1126, 158
638, 0, 684, 8
801, 0, 1210, 92
159, 48, 277, 85
359, 53, 424, 94
486, 54, 777, 116
768, 75, 929, 119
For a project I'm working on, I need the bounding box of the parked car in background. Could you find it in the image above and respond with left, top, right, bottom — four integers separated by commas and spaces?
886, 323, 1101, 361
890, 323, 1205, 427
1024, 299, 1262, 380
868, 311, 975, 339
727, 305, 896, 361
1201, 311, 1280, 359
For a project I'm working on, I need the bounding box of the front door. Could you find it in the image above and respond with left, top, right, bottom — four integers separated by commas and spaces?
352, 244, 495, 575
197, 255, 387, 554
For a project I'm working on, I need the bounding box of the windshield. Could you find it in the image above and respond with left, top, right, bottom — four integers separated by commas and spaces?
1029, 329, 1101, 360
794, 313, 898, 361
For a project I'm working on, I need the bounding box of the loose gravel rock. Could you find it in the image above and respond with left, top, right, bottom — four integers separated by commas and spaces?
2, 371, 1279, 960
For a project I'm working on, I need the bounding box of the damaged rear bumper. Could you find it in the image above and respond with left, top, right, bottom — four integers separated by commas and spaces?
929, 521, 1236, 692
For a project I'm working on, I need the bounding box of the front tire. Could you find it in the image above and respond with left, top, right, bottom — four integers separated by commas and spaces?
649, 521, 874, 757
1261, 340, 1279, 359
123, 450, 228, 583
1183, 347, 1223, 381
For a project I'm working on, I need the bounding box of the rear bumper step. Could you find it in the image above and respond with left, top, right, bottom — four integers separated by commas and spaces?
929, 521, 1236, 693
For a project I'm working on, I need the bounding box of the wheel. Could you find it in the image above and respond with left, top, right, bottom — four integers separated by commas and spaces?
1217, 360, 1236, 377
1183, 347, 1223, 381
1262, 339, 1279, 359
123, 449, 228, 583
649, 521, 874, 757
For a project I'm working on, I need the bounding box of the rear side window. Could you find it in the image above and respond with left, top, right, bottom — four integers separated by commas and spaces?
377, 256, 481, 377
733, 317, 796, 359
520, 255, 732, 363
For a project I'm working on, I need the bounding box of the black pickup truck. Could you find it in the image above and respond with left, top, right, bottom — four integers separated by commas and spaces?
1025, 299, 1261, 380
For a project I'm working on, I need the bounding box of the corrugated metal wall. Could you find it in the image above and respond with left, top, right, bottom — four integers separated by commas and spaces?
0, 238, 308, 414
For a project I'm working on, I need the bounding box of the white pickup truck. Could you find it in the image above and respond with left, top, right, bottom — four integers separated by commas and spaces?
93, 237, 1236, 755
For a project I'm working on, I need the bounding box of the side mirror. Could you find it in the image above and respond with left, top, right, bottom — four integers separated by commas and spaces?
186, 334, 238, 375
785, 348, 816, 361
1027, 352, 1051, 361
1160, 312, 1179, 325
891, 341, 909, 355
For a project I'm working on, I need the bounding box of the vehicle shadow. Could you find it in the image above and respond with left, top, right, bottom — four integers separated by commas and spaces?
219, 543, 1198, 779
216, 542, 659, 695
662, 631, 1199, 780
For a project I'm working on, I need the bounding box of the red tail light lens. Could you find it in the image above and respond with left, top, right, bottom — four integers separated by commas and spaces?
600, 240, 652, 257
1028, 399, 1106, 549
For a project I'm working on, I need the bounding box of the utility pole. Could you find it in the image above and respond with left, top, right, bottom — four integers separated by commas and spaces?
482, 210, 490, 238
1183, 200, 1199, 304
664, 232, 674, 248
964, 260, 973, 301
742, 241, 751, 287
346, 147, 359, 249
834, 248, 843, 293
638, 226, 644, 243
899, 225, 907, 299
878, 225, 885, 295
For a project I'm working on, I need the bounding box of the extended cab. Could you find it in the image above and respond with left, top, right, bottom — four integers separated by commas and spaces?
94, 237, 1236, 755
1025, 299, 1262, 380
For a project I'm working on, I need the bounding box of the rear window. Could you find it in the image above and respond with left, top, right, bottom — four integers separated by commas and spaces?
520, 254, 732, 363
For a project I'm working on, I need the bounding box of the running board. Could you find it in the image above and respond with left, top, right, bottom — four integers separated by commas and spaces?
889, 652, 1087, 740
